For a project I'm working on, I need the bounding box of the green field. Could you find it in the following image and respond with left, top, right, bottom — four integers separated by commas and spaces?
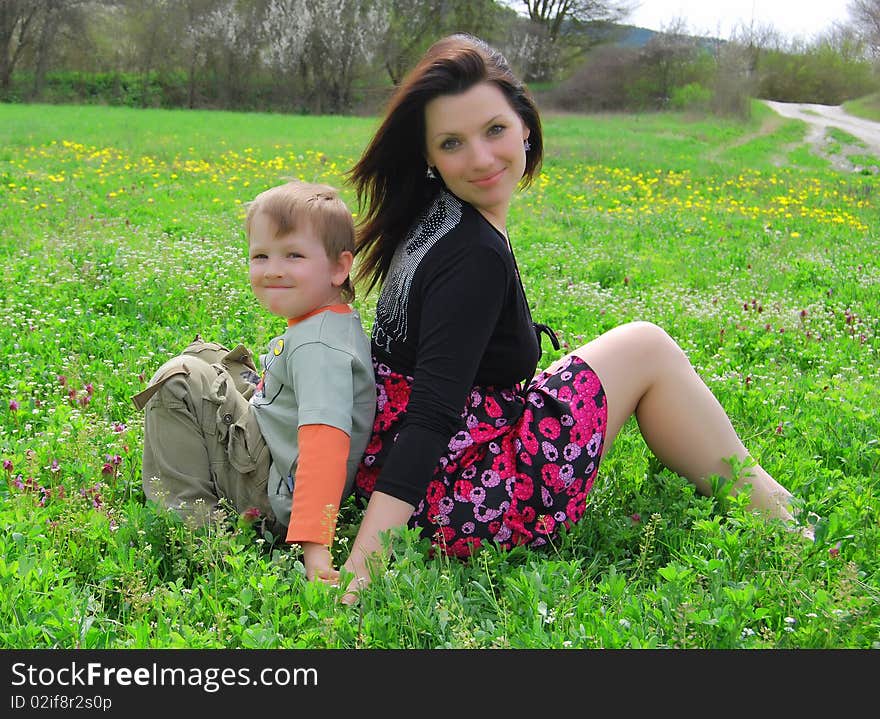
0, 100, 877, 648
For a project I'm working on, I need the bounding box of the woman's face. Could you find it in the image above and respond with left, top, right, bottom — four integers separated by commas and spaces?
424, 81, 530, 232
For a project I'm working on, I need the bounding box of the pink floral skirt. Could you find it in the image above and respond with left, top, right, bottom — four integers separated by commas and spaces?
355, 355, 608, 557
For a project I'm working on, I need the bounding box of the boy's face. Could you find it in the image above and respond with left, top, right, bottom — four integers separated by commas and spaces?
248, 212, 350, 319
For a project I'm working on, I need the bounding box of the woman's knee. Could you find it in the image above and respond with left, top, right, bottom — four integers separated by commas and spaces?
574, 321, 685, 408
578, 321, 680, 367
622, 321, 688, 368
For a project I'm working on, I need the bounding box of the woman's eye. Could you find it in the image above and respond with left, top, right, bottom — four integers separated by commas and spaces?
440, 138, 460, 151
488, 124, 505, 136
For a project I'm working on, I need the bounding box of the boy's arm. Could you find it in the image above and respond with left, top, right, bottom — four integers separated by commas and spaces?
287, 423, 350, 580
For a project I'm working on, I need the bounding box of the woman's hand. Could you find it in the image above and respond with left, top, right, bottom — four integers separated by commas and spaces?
337, 491, 415, 605
339, 571, 367, 606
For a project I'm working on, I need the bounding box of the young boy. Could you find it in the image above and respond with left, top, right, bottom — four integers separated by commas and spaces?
134, 180, 376, 582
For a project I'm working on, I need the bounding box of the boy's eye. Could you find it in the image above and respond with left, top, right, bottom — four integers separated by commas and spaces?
250, 253, 267, 261
287, 252, 303, 259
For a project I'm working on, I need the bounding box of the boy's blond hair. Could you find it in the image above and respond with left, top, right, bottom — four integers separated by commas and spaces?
245, 180, 356, 303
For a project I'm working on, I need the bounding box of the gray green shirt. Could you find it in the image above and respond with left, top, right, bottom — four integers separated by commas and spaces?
251, 308, 375, 527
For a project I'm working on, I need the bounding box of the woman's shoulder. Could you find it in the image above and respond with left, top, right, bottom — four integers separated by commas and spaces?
399, 190, 504, 266
428, 191, 507, 249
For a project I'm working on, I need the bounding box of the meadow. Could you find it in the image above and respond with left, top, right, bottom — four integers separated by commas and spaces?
0, 100, 877, 649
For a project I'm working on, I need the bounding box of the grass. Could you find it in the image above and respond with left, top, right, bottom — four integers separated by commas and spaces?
0, 100, 878, 649
821, 127, 880, 173
844, 91, 880, 122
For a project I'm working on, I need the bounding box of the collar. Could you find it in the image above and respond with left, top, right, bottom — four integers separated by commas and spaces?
287, 303, 351, 327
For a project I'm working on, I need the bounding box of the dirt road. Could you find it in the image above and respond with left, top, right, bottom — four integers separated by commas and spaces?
763, 100, 880, 170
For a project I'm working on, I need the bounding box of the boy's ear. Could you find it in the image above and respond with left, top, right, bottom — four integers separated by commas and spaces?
332, 250, 354, 288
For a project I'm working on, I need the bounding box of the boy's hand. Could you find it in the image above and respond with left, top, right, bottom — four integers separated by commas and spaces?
301, 542, 338, 584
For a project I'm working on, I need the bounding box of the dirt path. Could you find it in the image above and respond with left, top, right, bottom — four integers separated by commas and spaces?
762, 100, 880, 173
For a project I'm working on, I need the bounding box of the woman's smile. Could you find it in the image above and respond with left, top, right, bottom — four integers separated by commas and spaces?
471, 168, 505, 187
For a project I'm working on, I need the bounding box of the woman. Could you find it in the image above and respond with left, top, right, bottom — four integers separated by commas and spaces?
338, 34, 806, 600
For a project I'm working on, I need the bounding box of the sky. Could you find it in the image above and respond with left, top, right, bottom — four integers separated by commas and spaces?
626, 0, 854, 41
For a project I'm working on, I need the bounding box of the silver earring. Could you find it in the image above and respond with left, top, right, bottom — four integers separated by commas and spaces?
426, 166, 436, 179
524, 140, 531, 152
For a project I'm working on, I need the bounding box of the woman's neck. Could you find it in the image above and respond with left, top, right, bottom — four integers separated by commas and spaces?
476, 207, 507, 238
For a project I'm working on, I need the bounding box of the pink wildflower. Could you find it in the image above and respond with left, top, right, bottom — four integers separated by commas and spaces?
241, 507, 262, 524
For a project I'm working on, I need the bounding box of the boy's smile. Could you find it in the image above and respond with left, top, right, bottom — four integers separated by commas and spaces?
248, 212, 349, 320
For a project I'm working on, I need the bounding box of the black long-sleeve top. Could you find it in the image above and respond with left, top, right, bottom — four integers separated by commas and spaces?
370, 190, 542, 507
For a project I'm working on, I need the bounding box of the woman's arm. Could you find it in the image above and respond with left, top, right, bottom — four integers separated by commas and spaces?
371, 243, 509, 505
340, 491, 415, 604
340, 228, 512, 603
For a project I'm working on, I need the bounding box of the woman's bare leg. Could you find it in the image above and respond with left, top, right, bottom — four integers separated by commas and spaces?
553, 321, 796, 523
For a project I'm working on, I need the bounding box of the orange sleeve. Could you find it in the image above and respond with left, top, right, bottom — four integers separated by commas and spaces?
285, 424, 350, 546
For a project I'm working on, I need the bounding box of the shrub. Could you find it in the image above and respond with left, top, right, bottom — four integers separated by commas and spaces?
669, 82, 712, 112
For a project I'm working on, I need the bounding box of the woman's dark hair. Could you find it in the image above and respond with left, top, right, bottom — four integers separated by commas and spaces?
347, 33, 543, 295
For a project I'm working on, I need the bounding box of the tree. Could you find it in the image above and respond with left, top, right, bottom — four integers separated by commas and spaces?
258, 0, 312, 110
756, 27, 877, 104
301, 0, 390, 113
1, 0, 40, 91
29, 0, 93, 97
195, 0, 266, 108
181, 0, 232, 108
375, 0, 502, 87
519, 0, 626, 40
848, 0, 880, 57
544, 42, 640, 111
709, 17, 781, 116
0, 0, 95, 95
711, 40, 757, 119
378, 0, 445, 85
512, 0, 635, 81
638, 18, 706, 105
260, 0, 310, 73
